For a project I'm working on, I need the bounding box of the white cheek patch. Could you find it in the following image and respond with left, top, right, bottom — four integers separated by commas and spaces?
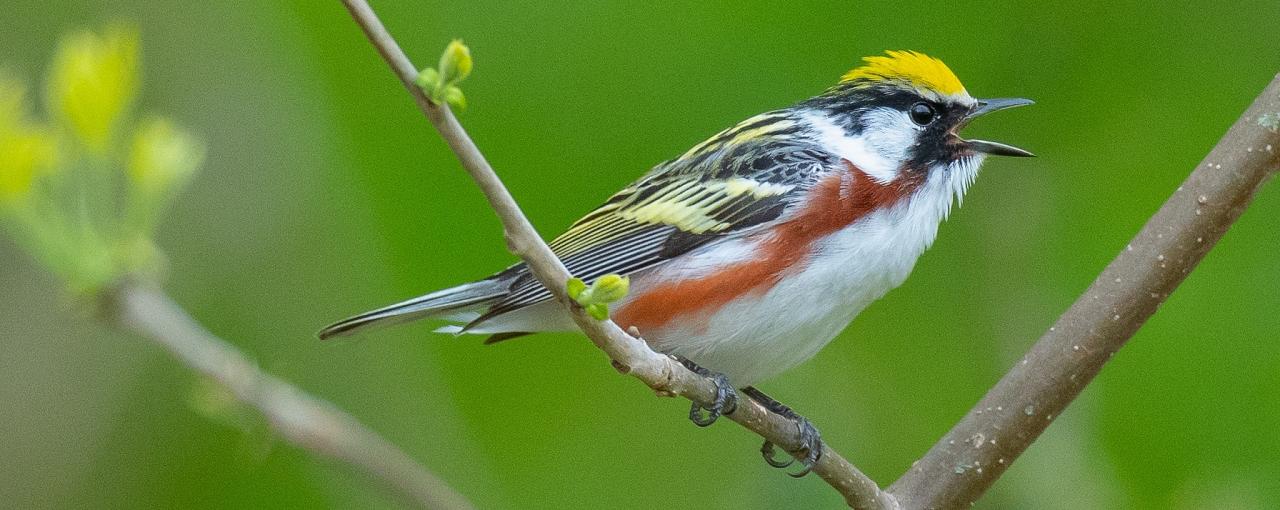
804, 109, 917, 184
859, 107, 920, 174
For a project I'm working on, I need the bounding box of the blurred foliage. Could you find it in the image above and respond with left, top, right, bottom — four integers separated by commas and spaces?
1, 1, 1278, 509
0, 25, 202, 293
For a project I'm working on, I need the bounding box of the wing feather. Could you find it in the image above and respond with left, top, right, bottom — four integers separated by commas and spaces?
467, 110, 837, 328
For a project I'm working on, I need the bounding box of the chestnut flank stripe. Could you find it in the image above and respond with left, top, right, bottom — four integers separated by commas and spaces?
614, 160, 925, 334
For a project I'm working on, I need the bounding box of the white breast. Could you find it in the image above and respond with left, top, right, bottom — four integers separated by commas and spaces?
647, 159, 981, 386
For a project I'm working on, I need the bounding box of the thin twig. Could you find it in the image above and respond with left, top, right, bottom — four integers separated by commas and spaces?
110, 282, 474, 510
888, 75, 1280, 508
338, 1, 893, 508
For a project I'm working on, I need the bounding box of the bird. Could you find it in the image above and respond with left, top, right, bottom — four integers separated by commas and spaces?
320, 50, 1032, 473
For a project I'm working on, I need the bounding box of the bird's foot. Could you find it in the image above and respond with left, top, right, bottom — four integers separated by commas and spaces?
761, 417, 822, 477
744, 386, 823, 477
672, 355, 738, 427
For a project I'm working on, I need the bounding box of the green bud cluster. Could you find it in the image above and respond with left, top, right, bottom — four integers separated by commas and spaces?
414, 39, 472, 110
567, 274, 630, 320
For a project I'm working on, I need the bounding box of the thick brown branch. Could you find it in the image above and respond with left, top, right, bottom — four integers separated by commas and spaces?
109, 283, 474, 510
338, 1, 893, 508
888, 75, 1280, 508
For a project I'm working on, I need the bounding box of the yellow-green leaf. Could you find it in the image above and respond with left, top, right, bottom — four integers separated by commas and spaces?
567, 277, 587, 300
45, 25, 139, 153
438, 39, 472, 85
127, 116, 204, 199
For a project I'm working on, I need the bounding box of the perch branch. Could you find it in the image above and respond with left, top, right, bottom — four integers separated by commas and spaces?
109, 283, 474, 510
339, 1, 893, 508
888, 74, 1280, 508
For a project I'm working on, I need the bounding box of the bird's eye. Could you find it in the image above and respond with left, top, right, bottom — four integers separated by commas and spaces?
909, 102, 937, 126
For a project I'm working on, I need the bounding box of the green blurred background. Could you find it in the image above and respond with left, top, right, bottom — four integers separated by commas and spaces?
3, 1, 1279, 508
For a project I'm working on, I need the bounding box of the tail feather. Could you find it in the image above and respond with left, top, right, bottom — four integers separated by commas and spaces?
318, 279, 508, 340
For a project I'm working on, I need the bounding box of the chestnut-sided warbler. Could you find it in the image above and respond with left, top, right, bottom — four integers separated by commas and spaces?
322, 50, 1032, 471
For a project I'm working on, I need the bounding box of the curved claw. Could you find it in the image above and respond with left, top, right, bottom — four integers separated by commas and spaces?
689, 373, 737, 427
759, 417, 823, 477
761, 441, 793, 468
689, 402, 718, 427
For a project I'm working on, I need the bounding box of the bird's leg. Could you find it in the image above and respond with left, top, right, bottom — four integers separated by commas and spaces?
742, 386, 822, 477
671, 355, 738, 427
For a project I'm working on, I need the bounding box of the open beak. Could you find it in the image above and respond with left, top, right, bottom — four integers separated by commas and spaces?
961, 97, 1035, 158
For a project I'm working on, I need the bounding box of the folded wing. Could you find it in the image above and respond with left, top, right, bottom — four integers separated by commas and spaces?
469, 114, 836, 329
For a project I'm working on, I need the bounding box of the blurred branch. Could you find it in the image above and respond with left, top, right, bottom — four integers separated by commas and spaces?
4, 22, 468, 510
888, 75, 1280, 507
108, 282, 474, 510
339, 1, 894, 508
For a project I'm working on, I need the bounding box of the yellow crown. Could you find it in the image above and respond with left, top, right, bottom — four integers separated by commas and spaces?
840, 50, 966, 96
